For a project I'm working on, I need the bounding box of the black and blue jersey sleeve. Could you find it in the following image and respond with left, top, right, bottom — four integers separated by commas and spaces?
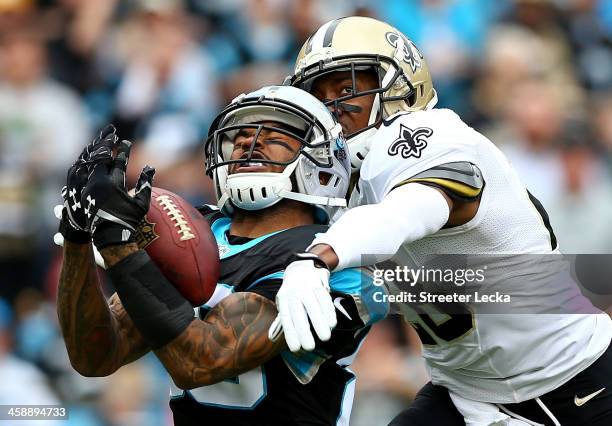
329, 267, 389, 329
248, 267, 388, 385
246, 279, 282, 301
245, 267, 388, 331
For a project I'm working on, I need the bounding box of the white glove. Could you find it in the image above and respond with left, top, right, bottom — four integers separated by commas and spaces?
268, 254, 337, 352
53, 204, 107, 269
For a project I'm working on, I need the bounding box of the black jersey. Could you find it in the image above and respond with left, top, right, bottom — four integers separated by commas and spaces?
169, 208, 387, 426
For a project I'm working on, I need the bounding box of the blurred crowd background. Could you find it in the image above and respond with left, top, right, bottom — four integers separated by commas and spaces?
0, 0, 610, 424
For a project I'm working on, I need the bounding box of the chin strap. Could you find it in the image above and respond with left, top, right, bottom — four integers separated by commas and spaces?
368, 93, 381, 125
216, 192, 231, 211
344, 65, 397, 172
346, 127, 377, 172
279, 190, 347, 207
425, 89, 439, 110
218, 182, 346, 210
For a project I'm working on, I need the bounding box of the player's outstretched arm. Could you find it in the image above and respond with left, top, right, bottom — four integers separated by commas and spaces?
58, 242, 149, 376
310, 184, 452, 270
154, 292, 285, 390
100, 243, 286, 389
273, 183, 457, 352
57, 125, 150, 376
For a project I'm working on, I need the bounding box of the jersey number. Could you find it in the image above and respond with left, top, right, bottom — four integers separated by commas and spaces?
378, 263, 475, 345
170, 366, 267, 409
407, 304, 474, 346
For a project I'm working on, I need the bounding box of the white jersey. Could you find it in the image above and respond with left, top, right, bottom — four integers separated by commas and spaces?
351, 108, 612, 403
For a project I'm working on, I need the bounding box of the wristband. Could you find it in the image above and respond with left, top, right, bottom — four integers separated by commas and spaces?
287, 252, 330, 270
93, 221, 136, 250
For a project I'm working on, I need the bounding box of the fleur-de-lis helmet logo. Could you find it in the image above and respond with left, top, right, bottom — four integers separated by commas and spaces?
388, 125, 433, 159
385, 32, 423, 74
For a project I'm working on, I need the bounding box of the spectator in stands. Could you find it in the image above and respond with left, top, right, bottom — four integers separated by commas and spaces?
112, 0, 220, 155
0, 1, 610, 424
0, 298, 62, 426
0, 22, 89, 300
487, 79, 568, 208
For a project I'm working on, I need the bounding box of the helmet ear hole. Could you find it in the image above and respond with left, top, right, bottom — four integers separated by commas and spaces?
234, 188, 242, 203
407, 88, 417, 107
319, 171, 332, 185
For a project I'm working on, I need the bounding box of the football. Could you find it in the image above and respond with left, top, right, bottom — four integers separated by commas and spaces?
135, 187, 219, 306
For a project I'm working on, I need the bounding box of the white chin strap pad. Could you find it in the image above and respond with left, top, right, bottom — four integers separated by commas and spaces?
218, 160, 346, 212
426, 89, 439, 110
347, 127, 377, 172
222, 166, 295, 211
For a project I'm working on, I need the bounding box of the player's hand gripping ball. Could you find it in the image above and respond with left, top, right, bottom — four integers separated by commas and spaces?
136, 187, 219, 306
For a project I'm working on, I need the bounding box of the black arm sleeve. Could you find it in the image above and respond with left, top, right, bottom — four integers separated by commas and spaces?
108, 250, 195, 349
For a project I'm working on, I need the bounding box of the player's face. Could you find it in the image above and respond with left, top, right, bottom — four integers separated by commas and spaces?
229, 122, 302, 174
310, 71, 378, 136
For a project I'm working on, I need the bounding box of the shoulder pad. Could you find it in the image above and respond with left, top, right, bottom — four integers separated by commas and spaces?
394, 161, 484, 201
382, 111, 412, 127
382, 108, 462, 128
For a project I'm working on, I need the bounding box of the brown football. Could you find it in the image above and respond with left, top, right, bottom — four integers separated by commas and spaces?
135, 187, 219, 306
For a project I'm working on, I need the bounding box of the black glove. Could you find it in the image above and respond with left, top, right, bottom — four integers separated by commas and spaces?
59, 125, 118, 243
80, 137, 156, 250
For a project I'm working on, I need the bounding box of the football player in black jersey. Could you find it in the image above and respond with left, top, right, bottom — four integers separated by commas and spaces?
56, 86, 387, 426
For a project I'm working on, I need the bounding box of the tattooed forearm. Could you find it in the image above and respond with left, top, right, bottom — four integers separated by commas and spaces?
57, 242, 148, 376
155, 292, 286, 389
58, 242, 111, 374
107, 293, 149, 364
99, 243, 139, 268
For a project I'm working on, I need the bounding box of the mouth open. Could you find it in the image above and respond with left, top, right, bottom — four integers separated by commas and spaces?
234, 162, 270, 173
233, 151, 271, 173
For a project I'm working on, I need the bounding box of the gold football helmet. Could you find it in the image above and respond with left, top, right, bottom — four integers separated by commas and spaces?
289, 16, 438, 171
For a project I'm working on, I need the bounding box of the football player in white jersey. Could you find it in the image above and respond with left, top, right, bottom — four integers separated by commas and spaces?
269, 16, 612, 425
